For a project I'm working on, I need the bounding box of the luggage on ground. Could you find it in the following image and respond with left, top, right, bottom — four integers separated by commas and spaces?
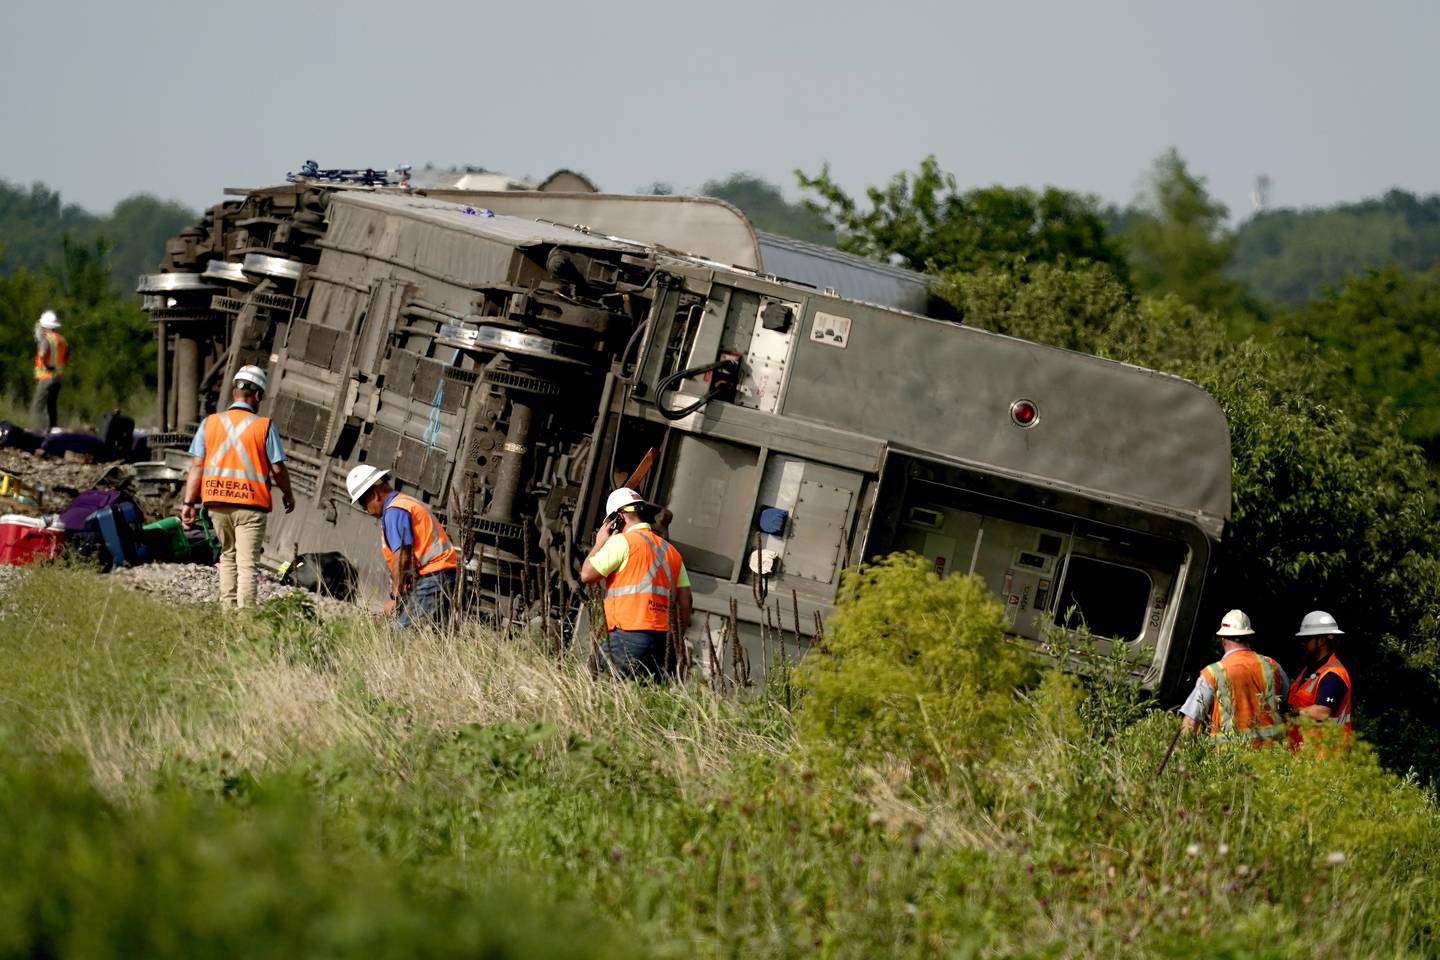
0, 421, 42, 453
59, 488, 130, 563
143, 508, 219, 564
98, 411, 136, 461
0, 515, 66, 566
59, 489, 126, 532
282, 551, 358, 601
40, 432, 110, 461
87, 501, 149, 569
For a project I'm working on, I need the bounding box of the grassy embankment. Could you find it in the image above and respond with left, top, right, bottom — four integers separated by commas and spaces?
1, 557, 1437, 958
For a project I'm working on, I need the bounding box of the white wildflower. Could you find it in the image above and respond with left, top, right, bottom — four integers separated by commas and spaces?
1185, 843, 1201, 857
1325, 851, 1346, 866
1217, 843, 1230, 855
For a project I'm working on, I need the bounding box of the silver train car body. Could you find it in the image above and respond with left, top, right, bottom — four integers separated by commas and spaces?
140, 184, 1230, 697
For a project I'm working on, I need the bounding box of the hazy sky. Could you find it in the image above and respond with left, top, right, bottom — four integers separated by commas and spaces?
3, 0, 1436, 219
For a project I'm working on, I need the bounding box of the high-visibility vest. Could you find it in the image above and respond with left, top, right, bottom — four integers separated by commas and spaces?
1286, 653, 1352, 750
1200, 649, 1287, 745
380, 493, 458, 578
200, 408, 273, 510
602, 528, 683, 633
34, 332, 68, 381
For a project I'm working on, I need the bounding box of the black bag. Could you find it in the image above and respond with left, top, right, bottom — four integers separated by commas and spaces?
0, 421, 41, 453
98, 411, 135, 461
283, 551, 358, 601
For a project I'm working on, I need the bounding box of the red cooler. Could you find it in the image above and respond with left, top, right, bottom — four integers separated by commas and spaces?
0, 515, 66, 566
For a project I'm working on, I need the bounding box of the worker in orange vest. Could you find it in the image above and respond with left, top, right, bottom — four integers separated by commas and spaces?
346, 464, 459, 629
1286, 610, 1352, 751
31, 310, 68, 433
180, 365, 296, 608
1179, 609, 1290, 745
580, 487, 692, 679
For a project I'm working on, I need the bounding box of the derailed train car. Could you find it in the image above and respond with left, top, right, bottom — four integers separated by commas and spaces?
140, 182, 1229, 697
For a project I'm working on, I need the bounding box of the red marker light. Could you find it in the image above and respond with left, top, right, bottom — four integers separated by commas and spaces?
1010, 398, 1039, 428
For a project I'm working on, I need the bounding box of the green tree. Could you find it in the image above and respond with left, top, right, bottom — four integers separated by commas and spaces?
103, 194, 196, 287
936, 260, 1134, 353
1280, 265, 1440, 456
1121, 149, 1248, 314
796, 155, 1128, 280
699, 173, 835, 245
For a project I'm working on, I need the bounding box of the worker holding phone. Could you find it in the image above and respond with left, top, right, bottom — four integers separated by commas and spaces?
579, 487, 692, 680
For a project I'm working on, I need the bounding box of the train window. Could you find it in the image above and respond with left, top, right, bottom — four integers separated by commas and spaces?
1052, 555, 1152, 641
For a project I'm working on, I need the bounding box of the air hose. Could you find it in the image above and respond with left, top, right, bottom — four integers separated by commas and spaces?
654, 358, 740, 421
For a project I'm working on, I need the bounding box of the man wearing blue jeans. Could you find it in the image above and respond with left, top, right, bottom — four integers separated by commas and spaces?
346, 464, 459, 630
580, 487, 692, 679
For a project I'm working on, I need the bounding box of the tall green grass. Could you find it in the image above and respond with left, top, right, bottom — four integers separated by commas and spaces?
1, 559, 1436, 958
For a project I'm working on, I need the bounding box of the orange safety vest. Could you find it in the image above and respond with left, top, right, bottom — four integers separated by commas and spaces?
602, 528, 683, 633
34, 331, 68, 381
1200, 649, 1287, 745
1286, 653, 1352, 750
200, 408, 274, 510
380, 493, 458, 578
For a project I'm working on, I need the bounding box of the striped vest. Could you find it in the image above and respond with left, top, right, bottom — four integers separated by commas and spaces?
200, 408, 273, 510
34, 331, 68, 381
602, 528, 683, 633
380, 493, 458, 577
1200, 649, 1286, 745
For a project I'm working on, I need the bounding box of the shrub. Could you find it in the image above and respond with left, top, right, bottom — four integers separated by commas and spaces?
794, 554, 1029, 774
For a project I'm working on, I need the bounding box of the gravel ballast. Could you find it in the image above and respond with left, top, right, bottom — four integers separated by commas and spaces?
107, 562, 361, 618
0, 561, 361, 620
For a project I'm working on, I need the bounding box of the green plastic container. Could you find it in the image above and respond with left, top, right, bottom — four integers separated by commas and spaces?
143, 508, 219, 563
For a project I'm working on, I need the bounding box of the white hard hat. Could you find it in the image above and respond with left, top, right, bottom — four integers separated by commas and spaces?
1216, 609, 1255, 637
605, 487, 646, 516
346, 464, 389, 503
38, 310, 61, 330
234, 364, 268, 394
1296, 610, 1344, 638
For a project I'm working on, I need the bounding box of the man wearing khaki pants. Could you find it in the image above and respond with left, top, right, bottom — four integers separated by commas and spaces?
180, 365, 295, 608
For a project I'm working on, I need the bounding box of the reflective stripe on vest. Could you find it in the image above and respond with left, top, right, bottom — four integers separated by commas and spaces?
34, 332, 68, 381
201, 409, 272, 510
380, 493, 458, 577
1205, 650, 1285, 743
602, 529, 681, 633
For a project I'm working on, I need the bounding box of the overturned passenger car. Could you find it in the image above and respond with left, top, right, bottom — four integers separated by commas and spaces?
140, 181, 1229, 697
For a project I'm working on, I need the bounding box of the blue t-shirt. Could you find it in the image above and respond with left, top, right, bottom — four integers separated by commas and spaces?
188, 402, 286, 463
1313, 673, 1349, 711
382, 490, 414, 553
